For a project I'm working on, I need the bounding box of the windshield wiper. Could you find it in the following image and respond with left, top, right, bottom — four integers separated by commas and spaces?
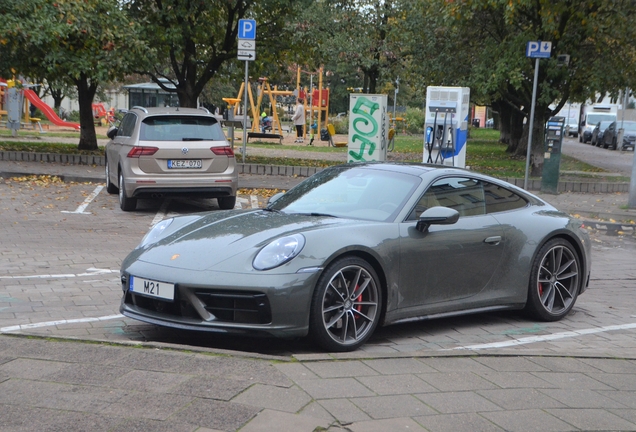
262, 207, 281, 213
182, 137, 204, 141
306, 212, 337, 218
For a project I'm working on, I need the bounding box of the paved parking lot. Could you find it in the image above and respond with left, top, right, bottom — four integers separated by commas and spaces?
3, 173, 636, 431
2, 175, 636, 358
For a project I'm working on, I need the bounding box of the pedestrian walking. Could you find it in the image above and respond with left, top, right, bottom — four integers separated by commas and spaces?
292, 98, 305, 143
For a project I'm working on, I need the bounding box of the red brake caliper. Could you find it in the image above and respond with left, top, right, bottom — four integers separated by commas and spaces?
355, 285, 362, 317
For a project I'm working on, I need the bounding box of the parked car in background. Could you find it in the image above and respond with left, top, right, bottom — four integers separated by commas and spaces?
119, 163, 591, 352
105, 107, 238, 211
591, 120, 614, 146
601, 120, 636, 151
565, 117, 579, 137
485, 118, 494, 128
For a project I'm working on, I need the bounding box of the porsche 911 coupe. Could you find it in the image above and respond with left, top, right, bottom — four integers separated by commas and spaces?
119, 163, 591, 352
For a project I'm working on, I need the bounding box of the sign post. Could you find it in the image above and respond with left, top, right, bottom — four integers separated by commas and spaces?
524, 40, 551, 190
238, 19, 256, 163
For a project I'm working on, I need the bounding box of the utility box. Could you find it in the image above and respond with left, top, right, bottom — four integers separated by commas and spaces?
541, 116, 565, 194
6, 86, 23, 136
423, 86, 470, 168
348, 94, 389, 163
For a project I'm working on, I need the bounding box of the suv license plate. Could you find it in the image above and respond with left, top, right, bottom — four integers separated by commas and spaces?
130, 276, 175, 301
168, 159, 202, 169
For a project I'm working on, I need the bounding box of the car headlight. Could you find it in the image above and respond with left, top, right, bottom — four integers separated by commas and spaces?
138, 218, 174, 248
253, 234, 306, 270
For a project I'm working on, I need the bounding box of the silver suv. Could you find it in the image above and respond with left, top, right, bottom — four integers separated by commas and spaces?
105, 107, 238, 211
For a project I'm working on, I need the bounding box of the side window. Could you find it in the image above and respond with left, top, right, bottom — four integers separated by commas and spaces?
407, 177, 486, 220
483, 181, 528, 214
117, 113, 137, 137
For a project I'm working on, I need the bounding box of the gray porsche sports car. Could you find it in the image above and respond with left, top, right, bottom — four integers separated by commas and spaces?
120, 163, 591, 352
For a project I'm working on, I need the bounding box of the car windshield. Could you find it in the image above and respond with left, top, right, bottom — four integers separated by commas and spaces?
140, 116, 226, 141
620, 122, 636, 132
599, 121, 613, 129
587, 114, 616, 125
268, 165, 421, 222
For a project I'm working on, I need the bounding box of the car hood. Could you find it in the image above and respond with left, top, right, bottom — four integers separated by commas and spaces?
132, 210, 360, 271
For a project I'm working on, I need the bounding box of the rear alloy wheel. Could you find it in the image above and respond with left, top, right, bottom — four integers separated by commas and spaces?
118, 171, 137, 211
309, 257, 381, 352
217, 196, 236, 210
105, 159, 118, 194
525, 239, 580, 321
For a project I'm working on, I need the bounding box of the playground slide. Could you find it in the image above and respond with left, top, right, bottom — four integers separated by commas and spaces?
23, 89, 80, 130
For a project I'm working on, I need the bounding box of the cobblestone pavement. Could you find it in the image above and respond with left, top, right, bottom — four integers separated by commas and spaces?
2, 156, 636, 431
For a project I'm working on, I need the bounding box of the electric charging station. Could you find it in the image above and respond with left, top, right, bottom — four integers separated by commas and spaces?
541, 116, 565, 194
423, 86, 470, 168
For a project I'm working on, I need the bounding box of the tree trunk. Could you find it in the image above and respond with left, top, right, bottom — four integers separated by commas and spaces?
177, 81, 198, 108
75, 74, 99, 151
515, 109, 547, 177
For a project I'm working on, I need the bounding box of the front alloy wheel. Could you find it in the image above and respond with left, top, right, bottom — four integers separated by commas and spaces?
309, 257, 381, 352
525, 239, 580, 321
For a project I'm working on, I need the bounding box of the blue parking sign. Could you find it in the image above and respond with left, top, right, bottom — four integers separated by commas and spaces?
526, 40, 551, 59
239, 19, 256, 40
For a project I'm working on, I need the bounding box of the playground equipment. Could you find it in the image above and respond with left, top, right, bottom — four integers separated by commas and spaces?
226, 67, 330, 143
92, 103, 116, 126
1, 78, 81, 133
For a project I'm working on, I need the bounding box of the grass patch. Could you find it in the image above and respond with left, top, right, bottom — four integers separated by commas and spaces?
0, 141, 104, 156
0, 128, 107, 140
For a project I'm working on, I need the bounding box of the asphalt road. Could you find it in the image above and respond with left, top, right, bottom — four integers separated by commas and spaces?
563, 135, 635, 175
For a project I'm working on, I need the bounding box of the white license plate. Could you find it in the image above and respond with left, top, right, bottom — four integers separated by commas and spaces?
168, 159, 202, 169
129, 276, 175, 301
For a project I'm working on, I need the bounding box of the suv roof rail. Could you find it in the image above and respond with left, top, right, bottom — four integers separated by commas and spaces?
132, 106, 148, 113
198, 107, 210, 114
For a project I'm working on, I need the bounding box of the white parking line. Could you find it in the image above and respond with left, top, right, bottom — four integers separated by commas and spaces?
250, 195, 259, 208
61, 185, 104, 215
151, 198, 172, 227
0, 267, 117, 280
0, 314, 124, 333
452, 322, 636, 350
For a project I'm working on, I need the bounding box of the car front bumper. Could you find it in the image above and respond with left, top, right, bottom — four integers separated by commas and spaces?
119, 261, 321, 338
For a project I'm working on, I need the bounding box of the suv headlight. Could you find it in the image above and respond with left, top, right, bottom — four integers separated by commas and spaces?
253, 234, 305, 270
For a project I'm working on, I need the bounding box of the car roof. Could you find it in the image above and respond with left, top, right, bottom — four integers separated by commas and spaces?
130, 106, 214, 118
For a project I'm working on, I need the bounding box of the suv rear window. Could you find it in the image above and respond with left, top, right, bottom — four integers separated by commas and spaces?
140, 116, 226, 141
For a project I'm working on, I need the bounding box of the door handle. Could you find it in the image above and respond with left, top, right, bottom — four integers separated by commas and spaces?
484, 236, 502, 245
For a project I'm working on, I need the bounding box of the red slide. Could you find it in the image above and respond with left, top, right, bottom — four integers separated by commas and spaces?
23, 89, 80, 130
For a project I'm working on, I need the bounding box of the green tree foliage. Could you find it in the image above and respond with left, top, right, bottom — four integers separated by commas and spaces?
128, 0, 307, 108
404, 0, 636, 174
292, 0, 406, 94
0, 0, 149, 150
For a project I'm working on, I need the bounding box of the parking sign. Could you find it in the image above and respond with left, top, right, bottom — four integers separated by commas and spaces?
526, 41, 552, 59
238, 19, 256, 40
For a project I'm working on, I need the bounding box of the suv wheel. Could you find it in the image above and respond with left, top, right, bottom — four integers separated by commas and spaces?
118, 171, 137, 211
218, 196, 236, 210
105, 159, 118, 194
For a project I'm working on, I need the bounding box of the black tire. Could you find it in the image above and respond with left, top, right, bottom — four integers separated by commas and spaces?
578, 135, 582, 143
612, 138, 617, 150
105, 159, 118, 194
309, 256, 382, 352
525, 238, 581, 322
118, 171, 137, 211
217, 196, 236, 210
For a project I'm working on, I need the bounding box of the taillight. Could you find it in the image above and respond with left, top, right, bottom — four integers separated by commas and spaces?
127, 146, 159, 158
211, 146, 235, 157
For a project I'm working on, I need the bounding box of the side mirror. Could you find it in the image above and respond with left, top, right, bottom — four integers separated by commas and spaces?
107, 126, 118, 140
416, 206, 460, 232
267, 192, 285, 205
